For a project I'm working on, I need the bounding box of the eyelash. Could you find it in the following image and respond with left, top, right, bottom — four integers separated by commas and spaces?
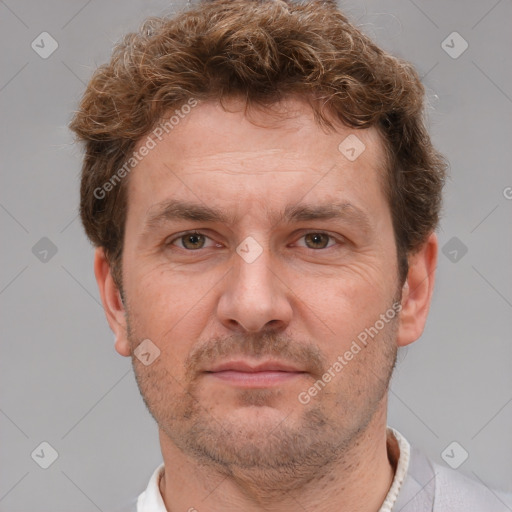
165, 230, 344, 252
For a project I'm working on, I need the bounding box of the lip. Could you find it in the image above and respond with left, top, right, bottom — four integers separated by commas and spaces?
204, 360, 307, 388
206, 360, 304, 373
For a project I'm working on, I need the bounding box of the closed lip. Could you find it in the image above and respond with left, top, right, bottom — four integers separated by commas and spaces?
205, 360, 305, 373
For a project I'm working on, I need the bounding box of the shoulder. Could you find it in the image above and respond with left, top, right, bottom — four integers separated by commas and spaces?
400, 441, 512, 512
430, 458, 512, 512
390, 429, 512, 512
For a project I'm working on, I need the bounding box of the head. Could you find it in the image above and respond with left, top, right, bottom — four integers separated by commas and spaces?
70, 0, 446, 488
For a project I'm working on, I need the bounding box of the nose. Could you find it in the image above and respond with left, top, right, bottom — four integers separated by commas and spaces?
216, 242, 293, 334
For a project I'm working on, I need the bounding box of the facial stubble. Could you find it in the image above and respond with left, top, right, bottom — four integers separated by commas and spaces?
127, 301, 399, 494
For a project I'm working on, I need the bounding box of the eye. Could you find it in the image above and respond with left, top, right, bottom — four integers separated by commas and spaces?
295, 232, 339, 250
165, 230, 343, 252
167, 231, 219, 250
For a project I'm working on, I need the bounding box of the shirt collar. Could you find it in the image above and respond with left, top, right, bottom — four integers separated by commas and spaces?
378, 427, 411, 512
137, 461, 166, 512
137, 426, 410, 512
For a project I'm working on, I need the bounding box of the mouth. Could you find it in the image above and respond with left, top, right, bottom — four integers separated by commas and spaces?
204, 360, 307, 387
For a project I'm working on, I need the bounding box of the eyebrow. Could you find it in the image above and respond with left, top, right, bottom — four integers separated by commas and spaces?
143, 199, 372, 235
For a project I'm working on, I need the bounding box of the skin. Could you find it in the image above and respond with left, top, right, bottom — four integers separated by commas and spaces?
95, 96, 437, 512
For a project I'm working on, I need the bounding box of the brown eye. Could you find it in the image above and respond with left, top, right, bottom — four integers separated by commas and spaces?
165, 231, 222, 252
303, 233, 331, 249
180, 232, 206, 250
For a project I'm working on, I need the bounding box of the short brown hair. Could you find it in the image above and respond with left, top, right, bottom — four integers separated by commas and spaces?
70, 0, 447, 288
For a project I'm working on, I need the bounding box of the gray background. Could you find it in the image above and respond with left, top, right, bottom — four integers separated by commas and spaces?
1, 0, 511, 510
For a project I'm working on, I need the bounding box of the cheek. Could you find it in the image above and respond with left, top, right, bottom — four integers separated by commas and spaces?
303, 261, 395, 333
125, 265, 216, 353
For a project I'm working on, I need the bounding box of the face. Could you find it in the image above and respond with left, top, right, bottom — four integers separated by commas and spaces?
116, 97, 403, 482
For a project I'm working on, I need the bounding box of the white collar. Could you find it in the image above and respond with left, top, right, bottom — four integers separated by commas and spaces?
137, 426, 410, 512
137, 461, 166, 511
378, 427, 411, 512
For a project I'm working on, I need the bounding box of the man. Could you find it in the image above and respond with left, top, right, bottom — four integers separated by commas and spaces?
70, 0, 511, 510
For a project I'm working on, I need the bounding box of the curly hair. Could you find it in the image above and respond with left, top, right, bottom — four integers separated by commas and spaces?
70, 0, 447, 289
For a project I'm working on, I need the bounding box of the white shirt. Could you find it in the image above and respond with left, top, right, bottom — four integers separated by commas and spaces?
115, 426, 512, 511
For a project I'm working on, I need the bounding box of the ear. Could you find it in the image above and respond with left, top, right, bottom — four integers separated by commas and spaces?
94, 247, 131, 357
397, 232, 438, 347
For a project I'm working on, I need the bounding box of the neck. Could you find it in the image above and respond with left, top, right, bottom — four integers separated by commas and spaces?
158, 407, 397, 512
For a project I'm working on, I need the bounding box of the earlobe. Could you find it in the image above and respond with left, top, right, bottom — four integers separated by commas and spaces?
396, 233, 438, 347
94, 247, 131, 357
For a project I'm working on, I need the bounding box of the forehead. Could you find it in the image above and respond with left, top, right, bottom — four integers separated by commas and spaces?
126, 97, 388, 221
